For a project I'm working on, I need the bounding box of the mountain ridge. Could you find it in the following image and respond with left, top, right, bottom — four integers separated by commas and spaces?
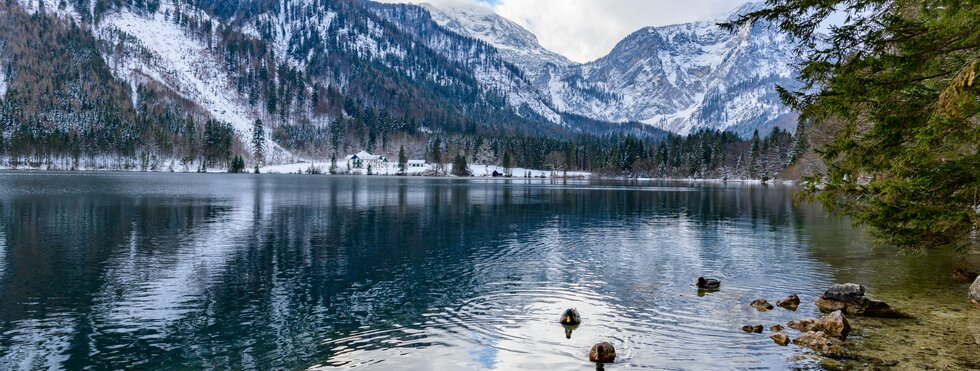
419, 1, 799, 137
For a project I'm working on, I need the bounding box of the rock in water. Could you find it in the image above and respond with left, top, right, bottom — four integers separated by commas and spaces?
589, 342, 616, 363
815, 283, 908, 317
815, 310, 851, 339
770, 333, 790, 346
751, 299, 774, 311
777, 294, 800, 310
787, 319, 815, 332
741, 325, 763, 333
769, 324, 784, 332
822, 283, 865, 300
792, 331, 843, 354
971, 276, 980, 308
787, 311, 851, 339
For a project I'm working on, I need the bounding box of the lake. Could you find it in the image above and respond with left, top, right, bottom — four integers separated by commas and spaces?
0, 172, 977, 370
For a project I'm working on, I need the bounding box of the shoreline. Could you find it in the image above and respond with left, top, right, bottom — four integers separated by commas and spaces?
0, 166, 795, 184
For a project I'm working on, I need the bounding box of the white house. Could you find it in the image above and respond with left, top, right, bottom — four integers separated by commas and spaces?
345, 151, 387, 169
407, 159, 426, 168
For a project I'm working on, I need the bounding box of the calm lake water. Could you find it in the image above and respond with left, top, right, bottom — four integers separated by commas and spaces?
0, 172, 977, 370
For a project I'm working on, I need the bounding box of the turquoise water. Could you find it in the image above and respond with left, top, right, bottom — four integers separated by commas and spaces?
0, 173, 976, 369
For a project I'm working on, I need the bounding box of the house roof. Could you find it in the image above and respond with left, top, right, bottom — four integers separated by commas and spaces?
407, 159, 425, 164
345, 151, 380, 161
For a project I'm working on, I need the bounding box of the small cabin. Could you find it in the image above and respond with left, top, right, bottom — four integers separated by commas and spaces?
345, 151, 387, 169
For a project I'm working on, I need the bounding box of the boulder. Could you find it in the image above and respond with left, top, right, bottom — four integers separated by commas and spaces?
971, 276, 980, 308
777, 294, 800, 310
770, 333, 790, 346
815, 283, 908, 318
815, 310, 851, 339
787, 319, 815, 332
822, 283, 865, 300
786, 311, 851, 339
750, 299, 774, 311
769, 324, 784, 332
742, 325, 763, 333
792, 331, 843, 354
589, 342, 616, 363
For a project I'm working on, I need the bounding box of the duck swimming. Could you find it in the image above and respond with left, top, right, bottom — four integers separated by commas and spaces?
559, 308, 581, 326
589, 341, 616, 363
697, 277, 721, 289
953, 268, 979, 283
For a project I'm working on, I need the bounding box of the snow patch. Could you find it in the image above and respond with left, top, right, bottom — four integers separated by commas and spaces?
16, 0, 82, 20
98, 7, 292, 163
0, 65, 6, 98
129, 78, 138, 108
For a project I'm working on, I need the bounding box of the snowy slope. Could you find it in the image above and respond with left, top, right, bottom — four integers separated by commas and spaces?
542, 2, 797, 136
96, 6, 291, 162
421, 3, 573, 79
371, 3, 564, 124
0, 46, 6, 97
419, 1, 799, 136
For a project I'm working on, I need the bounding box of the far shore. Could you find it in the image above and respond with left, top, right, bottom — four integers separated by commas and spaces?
0, 164, 794, 185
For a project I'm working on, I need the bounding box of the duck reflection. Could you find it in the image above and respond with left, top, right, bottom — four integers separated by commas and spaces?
562, 324, 578, 339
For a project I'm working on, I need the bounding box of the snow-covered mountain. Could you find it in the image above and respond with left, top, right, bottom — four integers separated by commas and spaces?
1, 0, 794, 166
420, 3, 573, 80
419, 2, 800, 136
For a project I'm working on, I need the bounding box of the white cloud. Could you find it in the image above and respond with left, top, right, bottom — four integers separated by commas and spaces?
377, 0, 751, 63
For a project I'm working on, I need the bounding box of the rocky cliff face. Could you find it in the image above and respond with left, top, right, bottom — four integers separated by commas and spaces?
424, 2, 800, 137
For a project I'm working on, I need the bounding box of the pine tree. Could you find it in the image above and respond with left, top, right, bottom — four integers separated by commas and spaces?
727, 0, 980, 250
398, 145, 407, 174
430, 137, 443, 173
502, 151, 511, 176
229, 154, 245, 173
452, 153, 470, 177
252, 119, 265, 165
749, 129, 761, 179
790, 120, 809, 163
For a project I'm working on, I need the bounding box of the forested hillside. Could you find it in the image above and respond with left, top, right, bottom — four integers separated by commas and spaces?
0, 0, 805, 180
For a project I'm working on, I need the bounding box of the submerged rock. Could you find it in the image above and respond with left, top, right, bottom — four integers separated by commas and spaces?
815, 283, 908, 317
777, 294, 800, 310
589, 342, 616, 363
742, 324, 764, 333
971, 276, 980, 308
792, 331, 843, 354
769, 324, 784, 332
770, 333, 790, 346
786, 311, 851, 339
751, 299, 774, 311
787, 319, 815, 332
970, 314, 980, 345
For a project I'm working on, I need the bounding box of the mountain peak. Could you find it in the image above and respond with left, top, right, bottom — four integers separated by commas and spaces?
420, 1, 573, 78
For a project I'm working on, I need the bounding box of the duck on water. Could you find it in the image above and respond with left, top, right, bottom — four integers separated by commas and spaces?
697, 277, 721, 289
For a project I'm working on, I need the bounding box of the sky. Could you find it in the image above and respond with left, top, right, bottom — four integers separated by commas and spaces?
377, 0, 752, 63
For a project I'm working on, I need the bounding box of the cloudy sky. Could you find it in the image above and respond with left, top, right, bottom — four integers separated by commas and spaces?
378, 0, 752, 63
